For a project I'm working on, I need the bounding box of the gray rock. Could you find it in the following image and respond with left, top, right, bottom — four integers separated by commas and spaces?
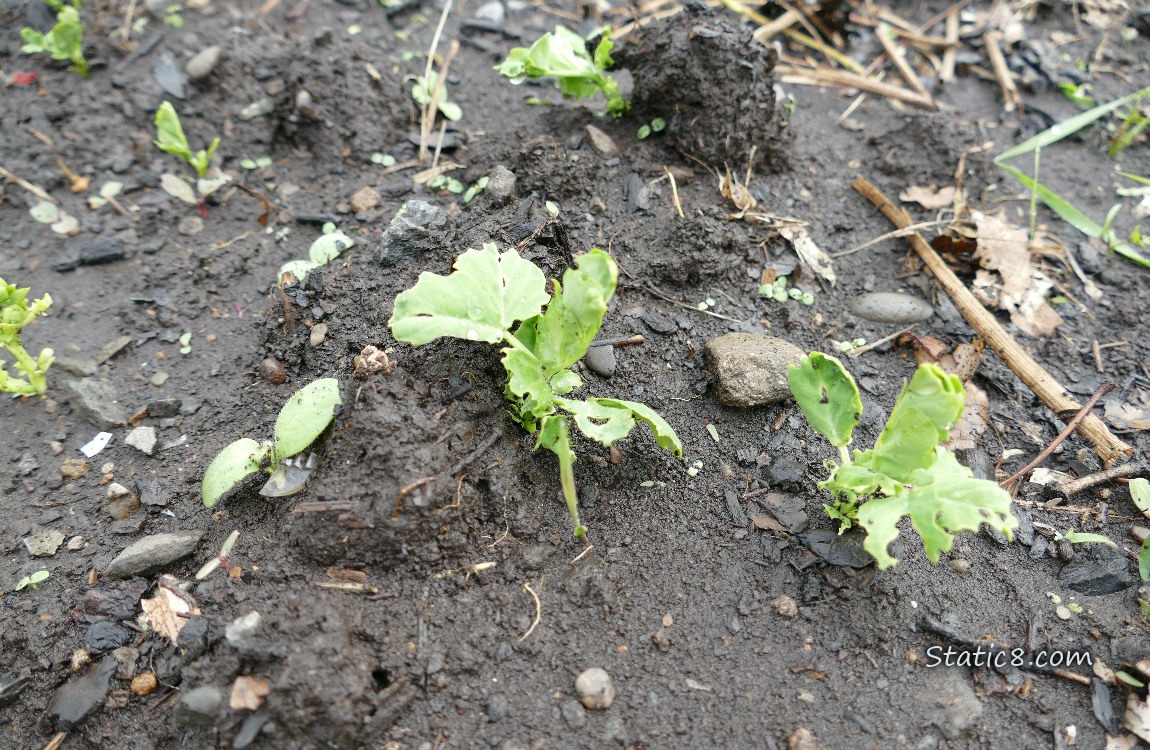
154, 55, 188, 99
1060, 550, 1132, 595
45, 658, 116, 730
225, 611, 263, 649
17, 452, 39, 475
65, 379, 128, 428
849, 292, 934, 324
24, 529, 64, 557
147, 398, 182, 418
583, 344, 616, 378
106, 483, 140, 520
110, 646, 139, 680
575, 668, 615, 710
487, 693, 509, 722
485, 166, 516, 205
103, 531, 204, 579
704, 333, 805, 407
85, 621, 131, 651
585, 125, 619, 157
922, 668, 982, 739
53, 357, 99, 377
560, 698, 587, 728
174, 685, 223, 726
474, 0, 504, 24
376, 200, 447, 267
625, 173, 650, 212
125, 426, 157, 456
234, 709, 270, 749
185, 46, 222, 81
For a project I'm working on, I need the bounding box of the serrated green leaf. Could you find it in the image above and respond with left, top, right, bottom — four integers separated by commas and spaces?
272, 378, 341, 462
503, 346, 553, 424
390, 243, 550, 346
858, 450, 1016, 569
861, 408, 941, 483
888, 364, 966, 442
494, 26, 628, 115
557, 397, 635, 446
203, 438, 270, 507
822, 461, 899, 498
549, 369, 581, 395
528, 249, 617, 376
787, 352, 862, 448
585, 397, 683, 457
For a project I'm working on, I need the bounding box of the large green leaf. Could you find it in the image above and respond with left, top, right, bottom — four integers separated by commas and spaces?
389, 243, 550, 345
203, 438, 271, 507
503, 346, 553, 424
586, 397, 683, 457
272, 378, 342, 462
787, 352, 862, 448
530, 249, 618, 376
858, 450, 1016, 569
865, 364, 965, 479
556, 398, 636, 447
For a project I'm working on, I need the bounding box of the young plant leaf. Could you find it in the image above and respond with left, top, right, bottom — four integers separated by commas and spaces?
272, 378, 342, 462
1130, 478, 1150, 514
494, 27, 628, 116
528, 249, 618, 376
389, 243, 550, 345
1140, 536, 1150, 582
862, 364, 965, 481
535, 414, 585, 536
585, 397, 683, 457
885, 364, 966, 443
787, 352, 862, 449
556, 398, 637, 447
155, 101, 194, 162
857, 450, 1016, 569
1062, 530, 1115, 547
203, 438, 271, 507
502, 346, 553, 425
822, 461, 899, 499
995, 86, 1150, 162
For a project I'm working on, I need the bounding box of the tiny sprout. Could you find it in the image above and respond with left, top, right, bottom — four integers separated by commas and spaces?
651, 117, 666, 132
788, 288, 803, 300
15, 570, 50, 590
801, 292, 815, 305
774, 288, 788, 303
637, 124, 651, 140
196, 530, 239, 580
371, 153, 397, 166
179, 332, 193, 355
545, 201, 560, 217
446, 178, 465, 194
686, 459, 703, 477
775, 276, 788, 288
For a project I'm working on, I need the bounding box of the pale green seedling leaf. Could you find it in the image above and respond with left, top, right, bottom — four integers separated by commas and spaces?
858, 450, 1017, 569
309, 228, 354, 264
272, 377, 342, 462
203, 438, 270, 507
1140, 536, 1150, 582
822, 461, 899, 499
279, 259, 320, 282
154, 101, 194, 162
389, 243, 549, 346
787, 352, 862, 449
863, 364, 965, 481
29, 202, 60, 224
502, 346, 553, 424
556, 397, 636, 447
1130, 478, 1150, 514
528, 249, 617, 376
160, 173, 198, 204
549, 369, 582, 395
586, 397, 683, 457
1062, 530, 1116, 547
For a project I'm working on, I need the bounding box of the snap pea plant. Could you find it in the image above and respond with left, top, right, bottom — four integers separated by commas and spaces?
389, 244, 681, 537
495, 27, 629, 116
0, 278, 54, 396
202, 378, 341, 507
787, 352, 1017, 569
21, 0, 87, 77
155, 101, 219, 178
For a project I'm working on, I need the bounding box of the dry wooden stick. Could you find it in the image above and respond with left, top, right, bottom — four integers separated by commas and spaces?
777, 66, 936, 109
752, 8, 800, 43
1059, 463, 1146, 496
999, 382, 1115, 487
852, 177, 1133, 465
418, 0, 454, 166
876, 22, 935, 106
0, 165, 56, 203
940, 11, 959, 84
983, 30, 1021, 113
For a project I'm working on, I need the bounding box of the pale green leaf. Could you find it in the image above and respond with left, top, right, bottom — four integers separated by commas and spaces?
203, 438, 270, 507
822, 461, 899, 498
557, 397, 635, 447
1140, 536, 1150, 582
309, 229, 354, 264
272, 378, 342, 462
502, 346, 553, 424
549, 369, 582, 395
280, 259, 320, 282
995, 86, 1150, 161
528, 249, 617, 376
787, 351, 862, 448
1062, 530, 1115, 547
154, 101, 194, 162
858, 450, 1016, 569
885, 364, 965, 443
389, 243, 549, 346
29, 201, 60, 224
1130, 478, 1150, 514
585, 397, 683, 457
439, 100, 463, 122
160, 173, 198, 204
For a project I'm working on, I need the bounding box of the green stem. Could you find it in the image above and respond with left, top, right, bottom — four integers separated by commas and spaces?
838, 445, 851, 466
3, 343, 43, 395
555, 421, 586, 538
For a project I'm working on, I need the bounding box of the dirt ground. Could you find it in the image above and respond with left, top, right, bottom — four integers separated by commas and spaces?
3, 0, 1150, 748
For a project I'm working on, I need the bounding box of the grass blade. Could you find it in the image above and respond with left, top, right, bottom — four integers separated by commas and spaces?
995, 86, 1150, 162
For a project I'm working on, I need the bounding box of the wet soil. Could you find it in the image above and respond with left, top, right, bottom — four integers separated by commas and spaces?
2, 1, 1150, 748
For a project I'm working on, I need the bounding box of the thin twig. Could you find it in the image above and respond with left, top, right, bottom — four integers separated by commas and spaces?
999, 382, 1116, 487
1058, 463, 1147, 497
419, 0, 455, 166
940, 10, 959, 84
984, 30, 1021, 113
518, 584, 541, 642
777, 65, 936, 110
0, 165, 57, 204
876, 22, 934, 105
852, 177, 1132, 465
833, 220, 950, 257
42, 733, 68, 750
844, 327, 914, 358
392, 476, 436, 518
664, 166, 684, 219
634, 283, 739, 322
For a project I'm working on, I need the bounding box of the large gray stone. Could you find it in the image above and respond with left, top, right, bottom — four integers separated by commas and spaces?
375, 200, 447, 267
704, 334, 804, 407
485, 166, 516, 205
103, 531, 204, 579
849, 292, 934, 324
66, 379, 128, 428
45, 658, 116, 730
922, 668, 982, 739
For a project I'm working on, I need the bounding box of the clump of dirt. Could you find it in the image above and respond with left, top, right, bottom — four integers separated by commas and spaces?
616, 5, 789, 170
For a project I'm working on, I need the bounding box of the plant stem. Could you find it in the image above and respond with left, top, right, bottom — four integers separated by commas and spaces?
838, 445, 851, 466
555, 420, 586, 538
3, 343, 44, 394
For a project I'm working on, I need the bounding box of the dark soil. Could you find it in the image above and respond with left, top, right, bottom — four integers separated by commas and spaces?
3, 0, 1150, 748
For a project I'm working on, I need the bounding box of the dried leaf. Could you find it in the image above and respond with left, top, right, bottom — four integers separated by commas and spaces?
942, 382, 988, 451
140, 578, 201, 645
974, 212, 1063, 336
780, 226, 835, 286
230, 675, 270, 711
900, 185, 957, 210
1104, 399, 1150, 430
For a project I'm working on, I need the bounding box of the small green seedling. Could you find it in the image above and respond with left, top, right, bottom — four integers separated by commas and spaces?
0, 278, 54, 396
495, 26, 629, 116
371, 153, 397, 167
154, 101, 220, 179
637, 118, 667, 140
21, 1, 87, 77
412, 72, 462, 122
463, 176, 490, 204
787, 352, 1017, 569
1131, 478, 1150, 582
15, 570, 50, 591
279, 222, 355, 283
195, 530, 239, 580
164, 4, 184, 27
758, 275, 814, 306
202, 378, 341, 507
389, 244, 682, 537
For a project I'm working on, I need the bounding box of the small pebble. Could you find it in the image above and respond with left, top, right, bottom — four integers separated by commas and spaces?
185, 46, 222, 81
574, 668, 615, 710
61, 458, 89, 478
125, 426, 157, 456
67, 536, 87, 551
151, 372, 169, 387
131, 673, 158, 696
71, 649, 92, 673
309, 323, 328, 348
106, 483, 140, 521
260, 358, 286, 384
771, 595, 799, 618
948, 559, 972, 574
350, 187, 382, 213
848, 292, 933, 324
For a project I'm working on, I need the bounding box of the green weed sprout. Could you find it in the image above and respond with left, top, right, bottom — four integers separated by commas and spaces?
279, 222, 355, 283
0, 278, 54, 396
21, 1, 87, 77
15, 570, 50, 591
154, 101, 219, 178
495, 27, 629, 116
202, 378, 341, 507
411, 71, 463, 122
787, 352, 1017, 569
389, 244, 681, 537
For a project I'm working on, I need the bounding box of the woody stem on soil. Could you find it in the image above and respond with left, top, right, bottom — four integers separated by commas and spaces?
852, 176, 1134, 466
